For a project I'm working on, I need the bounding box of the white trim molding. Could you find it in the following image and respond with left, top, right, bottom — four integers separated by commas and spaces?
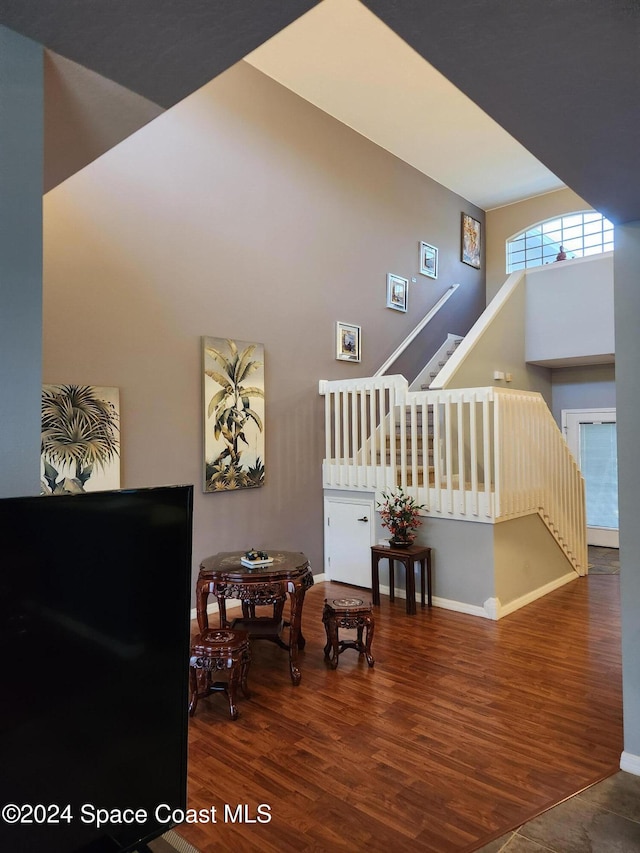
620, 751, 640, 776
495, 572, 577, 620
481, 574, 577, 621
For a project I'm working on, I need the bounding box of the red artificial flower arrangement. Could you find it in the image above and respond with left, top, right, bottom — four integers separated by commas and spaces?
377, 487, 426, 545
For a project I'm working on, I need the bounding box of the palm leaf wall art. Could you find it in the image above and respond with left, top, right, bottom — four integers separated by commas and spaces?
202, 337, 265, 492
41, 384, 120, 494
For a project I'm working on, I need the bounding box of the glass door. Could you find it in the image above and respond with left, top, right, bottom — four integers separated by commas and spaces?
563, 409, 618, 547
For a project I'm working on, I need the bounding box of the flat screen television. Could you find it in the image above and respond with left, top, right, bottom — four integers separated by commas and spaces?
0, 485, 193, 852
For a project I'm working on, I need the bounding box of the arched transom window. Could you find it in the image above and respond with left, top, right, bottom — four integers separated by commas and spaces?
507, 211, 614, 273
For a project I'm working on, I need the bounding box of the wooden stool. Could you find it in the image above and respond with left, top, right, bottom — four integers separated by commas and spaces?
371, 544, 433, 615
322, 598, 375, 669
188, 628, 251, 719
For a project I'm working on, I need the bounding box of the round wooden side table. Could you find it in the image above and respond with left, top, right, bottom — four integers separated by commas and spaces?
188, 628, 251, 719
322, 597, 375, 669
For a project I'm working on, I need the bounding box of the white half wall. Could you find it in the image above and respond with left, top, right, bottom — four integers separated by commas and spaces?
526, 253, 614, 366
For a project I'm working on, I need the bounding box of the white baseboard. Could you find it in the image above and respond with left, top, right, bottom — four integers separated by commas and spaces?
492, 571, 578, 620
620, 751, 640, 776
433, 596, 490, 619
375, 583, 488, 618
317, 573, 578, 621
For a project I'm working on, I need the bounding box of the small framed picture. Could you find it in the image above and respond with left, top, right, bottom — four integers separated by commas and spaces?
461, 213, 481, 269
419, 242, 438, 278
386, 273, 408, 312
336, 321, 361, 362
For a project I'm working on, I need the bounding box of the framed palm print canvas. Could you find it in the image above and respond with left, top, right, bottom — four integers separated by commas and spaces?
203, 336, 265, 492
41, 384, 120, 494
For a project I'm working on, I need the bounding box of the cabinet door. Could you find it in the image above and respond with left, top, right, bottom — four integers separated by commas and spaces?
324, 497, 374, 588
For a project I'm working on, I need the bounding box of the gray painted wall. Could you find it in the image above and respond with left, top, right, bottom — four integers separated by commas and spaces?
614, 224, 640, 761
0, 27, 43, 498
388, 278, 484, 384
409, 517, 495, 609
42, 61, 486, 598
551, 364, 616, 426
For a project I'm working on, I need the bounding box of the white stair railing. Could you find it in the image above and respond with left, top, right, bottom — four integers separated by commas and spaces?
374, 284, 459, 377
318, 376, 587, 575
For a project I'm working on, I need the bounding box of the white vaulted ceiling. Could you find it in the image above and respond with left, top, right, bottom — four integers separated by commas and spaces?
244, 0, 565, 211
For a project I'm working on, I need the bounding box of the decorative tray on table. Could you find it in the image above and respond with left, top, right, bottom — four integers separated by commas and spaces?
240, 548, 274, 568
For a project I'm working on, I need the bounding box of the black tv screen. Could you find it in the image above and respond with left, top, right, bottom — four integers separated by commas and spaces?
0, 485, 193, 852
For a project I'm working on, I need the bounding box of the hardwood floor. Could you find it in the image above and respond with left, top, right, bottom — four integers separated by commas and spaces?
180, 571, 622, 853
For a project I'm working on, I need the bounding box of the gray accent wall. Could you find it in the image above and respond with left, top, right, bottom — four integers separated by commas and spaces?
0, 27, 43, 498
411, 518, 495, 609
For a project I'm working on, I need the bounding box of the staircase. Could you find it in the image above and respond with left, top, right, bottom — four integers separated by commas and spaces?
387, 407, 436, 487
412, 334, 463, 390
318, 373, 588, 576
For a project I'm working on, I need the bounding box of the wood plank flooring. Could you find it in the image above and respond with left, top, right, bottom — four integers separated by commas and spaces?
179, 572, 622, 853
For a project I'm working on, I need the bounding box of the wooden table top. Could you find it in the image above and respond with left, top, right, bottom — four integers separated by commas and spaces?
199, 550, 310, 580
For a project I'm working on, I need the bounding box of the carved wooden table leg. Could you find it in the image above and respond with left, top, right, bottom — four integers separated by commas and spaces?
217, 593, 229, 628
240, 647, 251, 699
322, 603, 340, 669
226, 646, 252, 716
196, 578, 212, 631
404, 555, 416, 615
286, 572, 313, 685
226, 663, 240, 720
188, 660, 201, 716
371, 552, 381, 606
359, 611, 375, 667
287, 584, 304, 685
